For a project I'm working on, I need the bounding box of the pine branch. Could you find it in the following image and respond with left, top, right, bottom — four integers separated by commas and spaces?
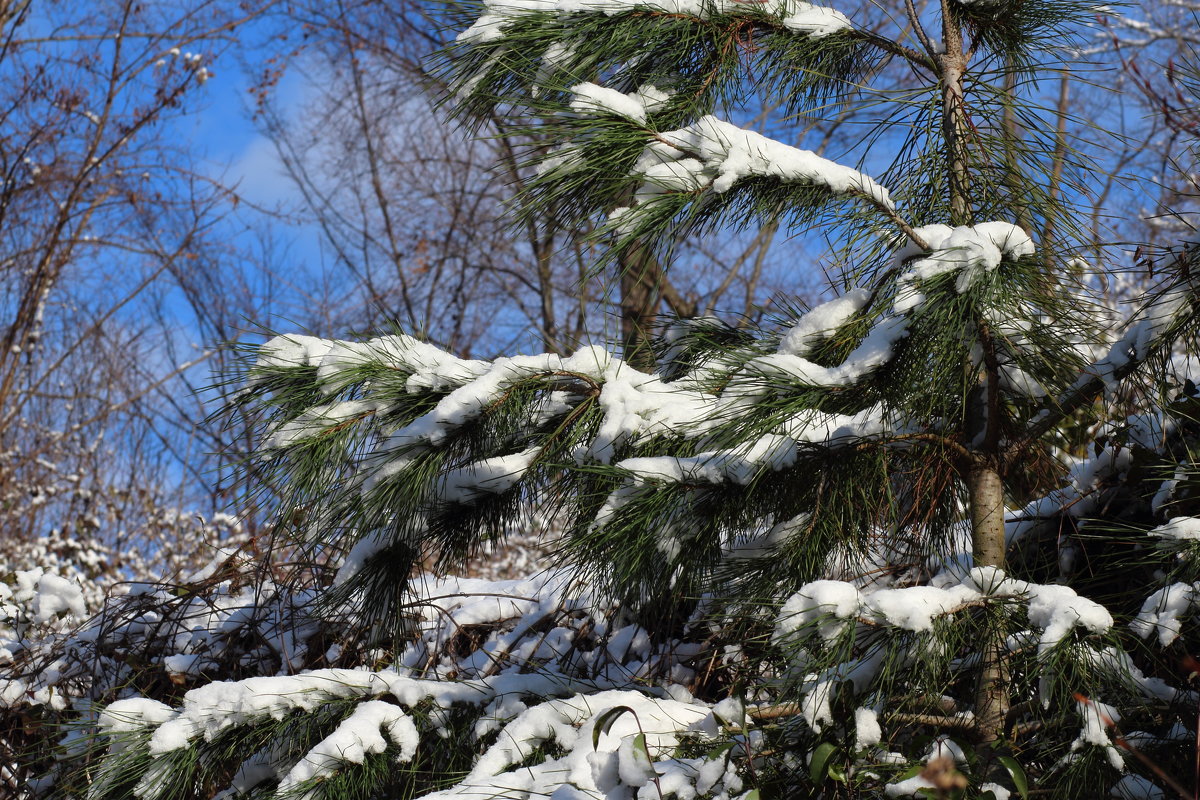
1007, 251, 1200, 464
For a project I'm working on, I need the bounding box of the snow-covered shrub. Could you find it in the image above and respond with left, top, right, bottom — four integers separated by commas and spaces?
0, 542, 329, 793
42, 565, 764, 800
0, 515, 250, 619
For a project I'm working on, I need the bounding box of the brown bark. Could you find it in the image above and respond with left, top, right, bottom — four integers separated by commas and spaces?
619, 242, 659, 371
535, 234, 562, 354
966, 457, 1009, 755
967, 462, 1011, 755
967, 465, 1007, 569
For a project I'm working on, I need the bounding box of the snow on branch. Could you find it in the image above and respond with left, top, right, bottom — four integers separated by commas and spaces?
895, 223, 1035, 294
763, 565, 1184, 754
256, 327, 887, 516
532, 84, 923, 250
276, 701, 418, 797
253, 223, 1041, 516
79, 569, 747, 800
1014, 251, 1200, 453
254, 333, 491, 393
610, 113, 897, 225
744, 222, 1033, 389
774, 567, 1113, 653
457, 0, 852, 44
1132, 581, 1199, 648
567, 82, 671, 124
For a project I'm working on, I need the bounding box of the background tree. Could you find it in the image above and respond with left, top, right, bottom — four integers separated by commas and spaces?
0, 0, 322, 597
1096, 4, 1200, 250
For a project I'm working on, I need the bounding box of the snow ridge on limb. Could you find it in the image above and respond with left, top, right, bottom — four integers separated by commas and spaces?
743, 222, 1033, 390
254, 332, 491, 394
276, 701, 419, 799
775, 567, 1112, 648
1131, 582, 1199, 647
567, 82, 671, 124
457, 0, 853, 45
82, 570, 747, 800
538, 81, 928, 260
767, 567, 1176, 761
609, 113, 895, 225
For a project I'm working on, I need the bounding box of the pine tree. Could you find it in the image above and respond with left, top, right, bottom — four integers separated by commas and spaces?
63, 1, 1200, 799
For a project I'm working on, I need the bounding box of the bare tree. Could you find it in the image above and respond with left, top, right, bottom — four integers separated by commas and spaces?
0, 0, 279, 579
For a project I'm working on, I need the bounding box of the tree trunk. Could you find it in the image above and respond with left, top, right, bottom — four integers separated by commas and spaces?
967, 463, 1011, 753
619, 242, 659, 371
967, 464, 1006, 569
938, 0, 1012, 756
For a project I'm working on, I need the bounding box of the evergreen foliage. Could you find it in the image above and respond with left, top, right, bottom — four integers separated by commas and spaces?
33, 1, 1200, 799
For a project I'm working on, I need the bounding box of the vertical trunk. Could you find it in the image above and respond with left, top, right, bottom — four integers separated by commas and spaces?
619, 242, 658, 371
967, 463, 1007, 570
535, 236, 562, 354
938, 0, 970, 228
967, 463, 1010, 751
963, 279, 1014, 755
942, 65, 970, 227
1044, 73, 1073, 274
1001, 66, 1034, 235
939, 1, 1012, 755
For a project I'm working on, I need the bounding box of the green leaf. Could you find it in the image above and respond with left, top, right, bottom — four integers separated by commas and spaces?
631, 732, 656, 775
997, 756, 1029, 800
809, 741, 839, 785
706, 741, 736, 760
740, 791, 761, 800
592, 706, 636, 750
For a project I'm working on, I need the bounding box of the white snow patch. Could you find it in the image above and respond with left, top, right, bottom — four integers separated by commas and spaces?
1148, 516, 1200, 545
569, 82, 670, 123
854, 707, 882, 749
865, 584, 980, 632
99, 698, 178, 735
29, 571, 86, 624
774, 580, 862, 642
277, 701, 419, 797
777, 288, 872, 356
1072, 697, 1124, 771
436, 447, 540, 502
899, 222, 1034, 294
624, 114, 893, 214
1131, 582, 1198, 646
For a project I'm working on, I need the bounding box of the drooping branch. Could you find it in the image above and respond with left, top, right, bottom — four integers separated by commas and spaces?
1007, 261, 1200, 464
